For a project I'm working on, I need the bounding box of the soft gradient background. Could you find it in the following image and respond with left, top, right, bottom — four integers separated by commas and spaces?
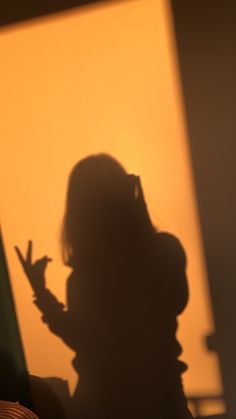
0, 0, 223, 415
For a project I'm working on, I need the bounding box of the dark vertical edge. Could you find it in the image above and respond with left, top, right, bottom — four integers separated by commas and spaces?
0, 228, 32, 408
170, 0, 236, 415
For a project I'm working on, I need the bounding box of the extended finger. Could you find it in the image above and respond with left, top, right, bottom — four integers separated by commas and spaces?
14, 246, 26, 268
26, 240, 33, 264
42, 256, 52, 264
34, 256, 52, 271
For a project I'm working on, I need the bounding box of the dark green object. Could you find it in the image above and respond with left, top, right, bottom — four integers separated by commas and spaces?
0, 228, 32, 408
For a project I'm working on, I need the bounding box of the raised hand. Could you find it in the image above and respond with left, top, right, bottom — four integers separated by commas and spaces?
15, 240, 52, 294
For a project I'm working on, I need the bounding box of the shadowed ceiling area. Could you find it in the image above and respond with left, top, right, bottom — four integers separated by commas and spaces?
0, 0, 110, 27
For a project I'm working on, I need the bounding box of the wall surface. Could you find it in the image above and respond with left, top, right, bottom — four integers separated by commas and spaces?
0, 0, 224, 415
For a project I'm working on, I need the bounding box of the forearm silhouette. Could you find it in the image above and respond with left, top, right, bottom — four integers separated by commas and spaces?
15, 241, 78, 351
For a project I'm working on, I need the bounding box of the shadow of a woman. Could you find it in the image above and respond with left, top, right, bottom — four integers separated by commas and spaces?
15, 153, 193, 419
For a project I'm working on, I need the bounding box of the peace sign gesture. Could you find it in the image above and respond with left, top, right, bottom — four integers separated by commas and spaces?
15, 240, 52, 294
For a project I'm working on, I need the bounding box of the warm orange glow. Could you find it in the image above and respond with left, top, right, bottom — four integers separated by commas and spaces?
0, 0, 223, 414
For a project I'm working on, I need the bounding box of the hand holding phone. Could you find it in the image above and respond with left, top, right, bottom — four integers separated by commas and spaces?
127, 174, 145, 203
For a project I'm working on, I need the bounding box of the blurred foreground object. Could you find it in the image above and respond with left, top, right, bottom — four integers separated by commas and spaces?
0, 401, 38, 419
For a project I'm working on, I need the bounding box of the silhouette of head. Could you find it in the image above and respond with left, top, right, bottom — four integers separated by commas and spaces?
61, 153, 154, 267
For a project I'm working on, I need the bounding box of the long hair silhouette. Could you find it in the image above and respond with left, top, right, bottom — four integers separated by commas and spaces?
61, 154, 155, 268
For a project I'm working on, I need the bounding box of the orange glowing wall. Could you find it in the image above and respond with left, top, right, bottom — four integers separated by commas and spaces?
0, 0, 223, 414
